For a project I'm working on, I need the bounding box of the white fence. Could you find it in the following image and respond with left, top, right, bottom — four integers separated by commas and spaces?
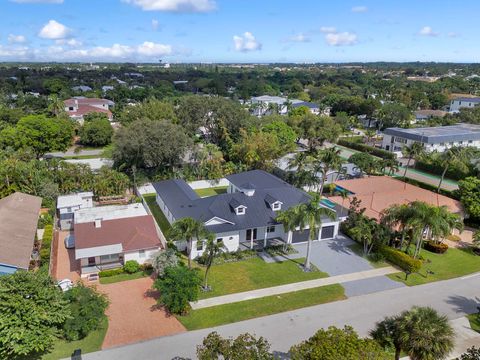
188, 178, 229, 189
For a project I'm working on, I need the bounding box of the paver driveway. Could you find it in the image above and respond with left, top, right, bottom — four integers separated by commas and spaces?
292, 235, 405, 296
98, 277, 186, 349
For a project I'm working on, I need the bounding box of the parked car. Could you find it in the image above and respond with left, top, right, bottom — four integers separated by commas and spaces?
64, 234, 75, 249
57, 279, 73, 292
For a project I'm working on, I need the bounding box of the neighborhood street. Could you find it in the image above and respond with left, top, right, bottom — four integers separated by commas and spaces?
82, 273, 480, 360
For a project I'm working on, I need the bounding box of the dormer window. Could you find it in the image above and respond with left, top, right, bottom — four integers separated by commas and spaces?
272, 202, 281, 211
236, 206, 246, 215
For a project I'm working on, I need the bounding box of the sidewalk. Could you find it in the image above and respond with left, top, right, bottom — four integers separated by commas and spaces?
190, 266, 398, 310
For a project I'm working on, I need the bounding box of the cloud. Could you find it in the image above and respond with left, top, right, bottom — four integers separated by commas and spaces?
38, 19, 71, 39
55, 38, 82, 47
151, 19, 160, 30
320, 26, 336, 34
418, 26, 439, 37
325, 31, 358, 46
448, 32, 459, 38
233, 32, 262, 52
137, 41, 172, 56
8, 34, 27, 43
351, 5, 367, 13
10, 0, 63, 3
286, 33, 310, 43
0, 45, 31, 58
122, 0, 216, 12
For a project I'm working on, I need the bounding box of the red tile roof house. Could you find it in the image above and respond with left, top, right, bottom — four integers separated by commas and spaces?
64, 97, 114, 123
329, 176, 463, 222
74, 207, 163, 279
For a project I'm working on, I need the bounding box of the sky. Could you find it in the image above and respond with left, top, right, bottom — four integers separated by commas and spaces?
0, 0, 478, 63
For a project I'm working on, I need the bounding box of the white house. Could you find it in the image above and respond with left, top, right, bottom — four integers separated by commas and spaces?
382, 123, 480, 154
64, 97, 114, 122
250, 95, 304, 117
153, 170, 341, 259
449, 97, 480, 113
57, 192, 94, 230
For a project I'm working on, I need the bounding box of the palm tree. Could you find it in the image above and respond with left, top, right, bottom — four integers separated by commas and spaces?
338, 189, 349, 217
402, 142, 425, 180
275, 207, 299, 251
295, 195, 336, 271
371, 306, 455, 360
48, 94, 65, 117
313, 147, 344, 195
202, 232, 225, 290
380, 158, 399, 176
169, 217, 207, 269
381, 203, 415, 250
437, 147, 469, 193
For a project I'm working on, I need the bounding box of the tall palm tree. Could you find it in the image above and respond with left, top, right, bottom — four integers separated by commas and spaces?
402, 142, 425, 180
313, 147, 344, 195
380, 158, 400, 176
202, 232, 225, 290
275, 207, 299, 250
169, 217, 207, 269
437, 147, 469, 193
381, 203, 415, 250
48, 94, 65, 117
371, 306, 454, 360
295, 195, 336, 271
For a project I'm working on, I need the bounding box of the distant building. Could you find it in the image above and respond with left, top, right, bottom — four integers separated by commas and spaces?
64, 97, 114, 122
382, 123, 480, 153
57, 192, 94, 230
291, 101, 320, 115
72, 85, 93, 92
449, 97, 480, 113
250, 95, 303, 116
414, 109, 447, 122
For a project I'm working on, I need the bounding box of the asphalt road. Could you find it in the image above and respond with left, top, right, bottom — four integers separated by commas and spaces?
82, 273, 480, 360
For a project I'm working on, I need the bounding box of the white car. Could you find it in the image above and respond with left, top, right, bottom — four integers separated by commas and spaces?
58, 279, 73, 292
64, 234, 75, 249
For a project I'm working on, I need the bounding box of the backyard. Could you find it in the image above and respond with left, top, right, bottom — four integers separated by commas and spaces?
388, 247, 480, 286
194, 186, 228, 197
144, 193, 172, 237
194, 256, 328, 299
178, 284, 345, 330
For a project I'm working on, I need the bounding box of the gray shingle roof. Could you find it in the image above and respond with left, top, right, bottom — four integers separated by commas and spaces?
153, 170, 324, 233
384, 124, 480, 144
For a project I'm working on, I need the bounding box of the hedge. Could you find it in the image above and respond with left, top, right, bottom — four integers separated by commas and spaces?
394, 176, 458, 200
40, 224, 54, 262
99, 268, 124, 277
337, 139, 396, 160
424, 241, 449, 254
379, 246, 422, 273
415, 159, 472, 181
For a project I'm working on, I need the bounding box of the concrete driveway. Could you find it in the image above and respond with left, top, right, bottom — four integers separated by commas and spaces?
292, 234, 405, 296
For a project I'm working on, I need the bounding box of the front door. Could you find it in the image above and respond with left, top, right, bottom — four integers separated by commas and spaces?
246, 228, 258, 241
88, 257, 96, 266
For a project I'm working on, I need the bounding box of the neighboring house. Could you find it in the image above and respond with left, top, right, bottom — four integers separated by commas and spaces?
153, 170, 341, 259
449, 97, 480, 113
64, 97, 114, 122
329, 176, 463, 222
291, 101, 320, 115
73, 203, 164, 277
57, 192, 94, 230
64, 158, 113, 172
0, 192, 42, 275
72, 85, 93, 92
250, 95, 303, 116
413, 109, 447, 122
381, 123, 480, 153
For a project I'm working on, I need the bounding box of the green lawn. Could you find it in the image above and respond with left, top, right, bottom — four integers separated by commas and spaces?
194, 186, 228, 197
42, 316, 108, 360
348, 243, 390, 268
178, 284, 345, 330
196, 257, 328, 299
99, 270, 151, 285
144, 194, 172, 237
61, 154, 104, 160
388, 247, 480, 286
467, 313, 480, 333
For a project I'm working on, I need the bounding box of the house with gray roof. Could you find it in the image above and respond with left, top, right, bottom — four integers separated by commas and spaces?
382, 123, 480, 154
449, 97, 480, 113
153, 170, 340, 259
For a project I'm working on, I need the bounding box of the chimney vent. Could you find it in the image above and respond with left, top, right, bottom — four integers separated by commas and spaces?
94, 218, 102, 228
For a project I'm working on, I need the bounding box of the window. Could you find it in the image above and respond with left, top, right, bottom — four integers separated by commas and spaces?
469, 140, 473, 144
272, 203, 281, 211
216, 238, 223, 245
139, 250, 146, 258
68, 106, 74, 111
197, 241, 204, 251
100, 254, 119, 263
267, 225, 275, 233
236, 207, 245, 215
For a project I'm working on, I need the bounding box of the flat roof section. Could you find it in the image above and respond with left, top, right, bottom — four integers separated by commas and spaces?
384, 124, 480, 144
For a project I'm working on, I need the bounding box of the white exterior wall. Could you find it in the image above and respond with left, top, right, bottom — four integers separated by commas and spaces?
155, 194, 176, 224
382, 134, 480, 154
188, 178, 229, 190
124, 248, 159, 264
449, 99, 480, 113
190, 230, 240, 259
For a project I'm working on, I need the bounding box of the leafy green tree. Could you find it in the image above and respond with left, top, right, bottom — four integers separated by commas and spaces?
231, 129, 282, 170
458, 177, 480, 219
0, 115, 73, 158
154, 265, 201, 315
0, 271, 70, 359
371, 306, 454, 360
200, 232, 225, 290
62, 283, 109, 341
262, 120, 297, 153
197, 331, 273, 360
290, 326, 389, 360
376, 102, 412, 129
291, 114, 342, 152
79, 114, 113, 147
112, 119, 192, 170
437, 147, 470, 193
92, 167, 130, 197
118, 98, 177, 124
152, 248, 179, 277
169, 217, 207, 268
349, 152, 380, 176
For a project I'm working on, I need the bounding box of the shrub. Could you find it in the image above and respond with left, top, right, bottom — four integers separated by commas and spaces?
265, 244, 297, 257
152, 249, 178, 277
39, 247, 50, 260
154, 265, 201, 315
37, 213, 53, 229
98, 268, 124, 277
424, 241, 449, 254
337, 139, 395, 160
446, 234, 461, 242
379, 246, 422, 273
63, 283, 109, 341
368, 252, 386, 263
123, 260, 140, 274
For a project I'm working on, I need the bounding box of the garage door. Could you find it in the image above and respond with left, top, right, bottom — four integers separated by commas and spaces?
291, 229, 310, 243
321, 225, 335, 239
